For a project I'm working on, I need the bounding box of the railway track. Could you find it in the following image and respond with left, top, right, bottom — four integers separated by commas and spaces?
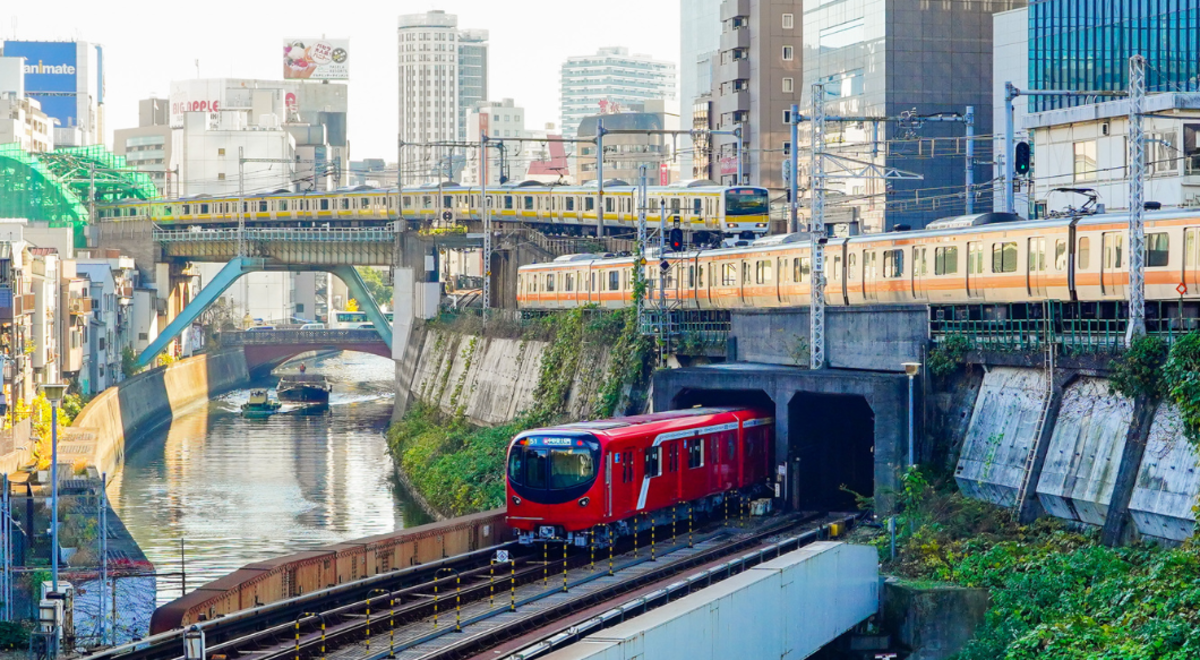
85, 511, 857, 660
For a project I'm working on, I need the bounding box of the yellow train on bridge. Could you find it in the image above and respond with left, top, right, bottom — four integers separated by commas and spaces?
96, 181, 771, 241
517, 209, 1200, 320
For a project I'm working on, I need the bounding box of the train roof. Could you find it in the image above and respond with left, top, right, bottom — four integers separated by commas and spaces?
515, 407, 768, 443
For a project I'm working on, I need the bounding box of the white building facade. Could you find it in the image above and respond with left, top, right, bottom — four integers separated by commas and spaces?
0, 40, 104, 147
464, 99, 528, 185
559, 47, 677, 139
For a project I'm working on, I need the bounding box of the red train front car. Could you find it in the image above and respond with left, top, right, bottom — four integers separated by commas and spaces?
506, 407, 774, 545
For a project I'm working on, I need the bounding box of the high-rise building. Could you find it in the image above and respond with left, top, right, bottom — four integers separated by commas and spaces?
559, 47, 676, 139
113, 98, 172, 194
680, 0, 724, 179
802, 0, 1024, 232
0, 40, 105, 147
710, 0, 803, 199
1027, 0, 1200, 112
465, 99, 527, 185
574, 100, 679, 185
397, 10, 489, 184
0, 57, 53, 153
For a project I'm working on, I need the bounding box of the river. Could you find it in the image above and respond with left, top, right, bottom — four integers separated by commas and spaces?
108, 351, 432, 604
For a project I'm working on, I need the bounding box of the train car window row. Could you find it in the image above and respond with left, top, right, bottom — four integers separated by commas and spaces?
1147, 232, 1169, 267
644, 447, 662, 478
992, 241, 1018, 273
935, 246, 958, 275
883, 249, 903, 278
686, 438, 705, 469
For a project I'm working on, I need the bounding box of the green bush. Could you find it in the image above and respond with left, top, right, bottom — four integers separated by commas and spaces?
0, 621, 29, 650
1164, 331, 1200, 446
928, 334, 972, 377
1109, 333, 1168, 400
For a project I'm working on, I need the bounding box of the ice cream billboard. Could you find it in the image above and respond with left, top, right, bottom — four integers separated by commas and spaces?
283, 38, 349, 80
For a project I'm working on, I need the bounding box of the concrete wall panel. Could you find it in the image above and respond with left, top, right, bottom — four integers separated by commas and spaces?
730, 306, 927, 372
1129, 403, 1199, 542
1036, 377, 1134, 526
954, 367, 1047, 506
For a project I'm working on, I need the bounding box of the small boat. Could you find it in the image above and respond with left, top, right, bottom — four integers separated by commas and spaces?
241, 389, 283, 418
277, 374, 331, 405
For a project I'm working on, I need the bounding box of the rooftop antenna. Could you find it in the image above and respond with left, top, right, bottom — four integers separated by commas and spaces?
195, 59, 200, 79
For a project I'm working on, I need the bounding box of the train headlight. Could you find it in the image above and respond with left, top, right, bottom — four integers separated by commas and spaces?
727, 223, 737, 228
756, 223, 768, 228
578, 497, 590, 507
511, 496, 521, 506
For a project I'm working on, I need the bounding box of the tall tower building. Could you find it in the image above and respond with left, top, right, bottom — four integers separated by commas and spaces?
680, 0, 724, 179
559, 47, 676, 139
397, 10, 489, 184
1, 39, 105, 147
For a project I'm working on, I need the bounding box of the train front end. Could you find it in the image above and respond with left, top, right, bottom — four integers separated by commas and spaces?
506, 430, 603, 545
723, 186, 771, 239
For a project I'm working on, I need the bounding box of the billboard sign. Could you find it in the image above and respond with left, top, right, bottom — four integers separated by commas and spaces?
2, 41, 78, 128
283, 39, 349, 80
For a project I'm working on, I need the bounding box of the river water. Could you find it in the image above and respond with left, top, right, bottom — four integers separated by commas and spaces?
108, 351, 432, 604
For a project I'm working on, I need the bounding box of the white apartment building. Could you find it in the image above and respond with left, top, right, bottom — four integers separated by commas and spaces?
560, 47, 677, 139
464, 99, 528, 185
0, 57, 53, 153
398, 10, 489, 185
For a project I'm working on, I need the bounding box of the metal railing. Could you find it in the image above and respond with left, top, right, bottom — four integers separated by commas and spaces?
220, 329, 386, 346
155, 227, 396, 243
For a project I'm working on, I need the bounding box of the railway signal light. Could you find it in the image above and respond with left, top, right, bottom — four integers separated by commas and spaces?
1014, 142, 1032, 175
669, 228, 684, 252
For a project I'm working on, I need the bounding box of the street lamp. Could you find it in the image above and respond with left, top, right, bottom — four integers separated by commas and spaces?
39, 383, 66, 595
901, 364, 920, 467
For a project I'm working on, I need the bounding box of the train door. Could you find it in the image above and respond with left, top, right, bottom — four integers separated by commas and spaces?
911, 246, 928, 301
1185, 228, 1200, 294
1101, 231, 1125, 296
863, 250, 879, 302
1027, 236, 1047, 297
966, 241, 983, 298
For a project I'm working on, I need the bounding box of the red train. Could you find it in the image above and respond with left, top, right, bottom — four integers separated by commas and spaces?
505, 407, 774, 545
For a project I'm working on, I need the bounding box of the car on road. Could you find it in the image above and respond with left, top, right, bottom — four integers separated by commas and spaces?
247, 326, 276, 332
299, 323, 325, 330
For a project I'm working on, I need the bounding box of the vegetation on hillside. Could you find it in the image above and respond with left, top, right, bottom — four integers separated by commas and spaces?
874, 468, 1200, 659
386, 308, 652, 517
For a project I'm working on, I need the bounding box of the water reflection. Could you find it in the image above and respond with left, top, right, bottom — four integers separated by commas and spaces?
110, 352, 431, 603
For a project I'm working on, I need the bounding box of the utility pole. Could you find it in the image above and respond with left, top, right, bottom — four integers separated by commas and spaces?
964, 106, 975, 214
1004, 83, 1017, 214
237, 147, 245, 258
809, 84, 827, 370
636, 165, 648, 332
596, 118, 606, 239
1127, 54, 1147, 340
481, 135, 491, 312
658, 199, 668, 363
789, 104, 799, 234
734, 124, 744, 185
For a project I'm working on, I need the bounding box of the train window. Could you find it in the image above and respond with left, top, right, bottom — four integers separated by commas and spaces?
698, 265, 705, 287
756, 260, 773, 284
644, 447, 661, 478
1028, 238, 1047, 272
1054, 240, 1067, 270
546, 274, 555, 292
525, 451, 548, 489
566, 197, 575, 211
935, 246, 959, 275
1147, 233, 1169, 267
722, 263, 737, 286
832, 255, 841, 280
793, 257, 811, 282
261, 201, 269, 212
586, 197, 595, 211
361, 198, 370, 209
967, 242, 983, 274
318, 199, 328, 211
687, 438, 705, 469
668, 443, 679, 472
564, 274, 574, 292
523, 196, 534, 210
848, 253, 856, 280
608, 271, 620, 291
694, 199, 702, 215
590, 272, 596, 292
518, 274, 524, 292
605, 198, 614, 213
883, 249, 904, 278
1078, 237, 1091, 269
503, 196, 513, 210
1103, 233, 1124, 269
280, 200, 289, 211
725, 434, 735, 462
200, 203, 209, 214
671, 198, 682, 213
743, 262, 752, 285
164, 206, 173, 216
402, 196, 412, 208
623, 450, 634, 483
913, 248, 928, 276
864, 251, 878, 280
688, 266, 696, 288
992, 242, 1018, 273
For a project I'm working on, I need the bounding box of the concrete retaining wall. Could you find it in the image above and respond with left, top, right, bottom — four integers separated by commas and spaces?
1129, 404, 1199, 542
954, 367, 1048, 507
730, 306, 927, 372
399, 326, 611, 426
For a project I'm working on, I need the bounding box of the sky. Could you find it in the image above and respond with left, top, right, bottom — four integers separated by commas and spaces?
3, 0, 680, 159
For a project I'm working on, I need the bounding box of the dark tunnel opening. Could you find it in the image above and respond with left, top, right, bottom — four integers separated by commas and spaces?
672, 388, 775, 413
789, 392, 875, 511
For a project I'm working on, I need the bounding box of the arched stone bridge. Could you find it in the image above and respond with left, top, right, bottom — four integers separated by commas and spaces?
221, 329, 390, 376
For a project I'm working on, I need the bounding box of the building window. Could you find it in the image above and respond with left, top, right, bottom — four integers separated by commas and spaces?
218, 173, 225, 180
1074, 140, 1097, 182
783, 142, 791, 156
820, 17, 866, 50
782, 13, 794, 29
782, 110, 792, 124
218, 148, 225, 156
782, 77, 794, 93
782, 45, 794, 61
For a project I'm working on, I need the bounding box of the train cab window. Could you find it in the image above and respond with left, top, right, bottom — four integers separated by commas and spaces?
756, 260, 773, 284
508, 442, 596, 491
1103, 233, 1124, 269
545, 274, 556, 292
644, 447, 662, 478
686, 438, 705, 469
793, 257, 811, 282
935, 246, 959, 275
992, 242, 1018, 273
1147, 232, 1169, 267
608, 271, 620, 291
883, 249, 904, 278
566, 197, 575, 211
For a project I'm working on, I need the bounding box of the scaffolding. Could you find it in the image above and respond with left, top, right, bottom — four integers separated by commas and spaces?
0, 144, 158, 247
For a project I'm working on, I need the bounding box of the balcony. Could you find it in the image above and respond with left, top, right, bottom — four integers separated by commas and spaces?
70, 298, 93, 315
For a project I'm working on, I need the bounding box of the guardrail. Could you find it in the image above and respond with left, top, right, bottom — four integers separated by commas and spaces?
154, 227, 396, 243
219, 329, 386, 345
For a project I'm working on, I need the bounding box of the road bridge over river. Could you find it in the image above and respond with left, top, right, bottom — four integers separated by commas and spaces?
221, 329, 390, 375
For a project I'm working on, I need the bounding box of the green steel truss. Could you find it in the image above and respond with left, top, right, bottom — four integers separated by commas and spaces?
0, 143, 158, 246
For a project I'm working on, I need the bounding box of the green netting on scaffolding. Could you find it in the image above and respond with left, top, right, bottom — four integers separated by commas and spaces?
0, 143, 159, 248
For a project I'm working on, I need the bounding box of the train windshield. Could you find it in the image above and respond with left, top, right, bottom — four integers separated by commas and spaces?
509, 439, 597, 490
725, 188, 769, 216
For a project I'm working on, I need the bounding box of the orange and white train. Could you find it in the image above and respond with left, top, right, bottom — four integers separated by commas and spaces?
516, 210, 1200, 311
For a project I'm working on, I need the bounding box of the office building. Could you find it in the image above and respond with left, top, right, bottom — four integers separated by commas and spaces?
0, 40, 105, 147
574, 100, 679, 185
680, 0, 724, 179
559, 47, 676, 139
398, 10, 489, 184
710, 0, 803, 197
113, 98, 173, 195
464, 99, 527, 185
801, 0, 1024, 232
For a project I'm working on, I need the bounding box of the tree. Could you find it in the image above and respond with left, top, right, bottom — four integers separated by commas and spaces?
356, 267, 394, 309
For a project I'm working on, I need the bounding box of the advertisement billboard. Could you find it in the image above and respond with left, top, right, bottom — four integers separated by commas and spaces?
2, 41, 78, 128
283, 39, 349, 80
